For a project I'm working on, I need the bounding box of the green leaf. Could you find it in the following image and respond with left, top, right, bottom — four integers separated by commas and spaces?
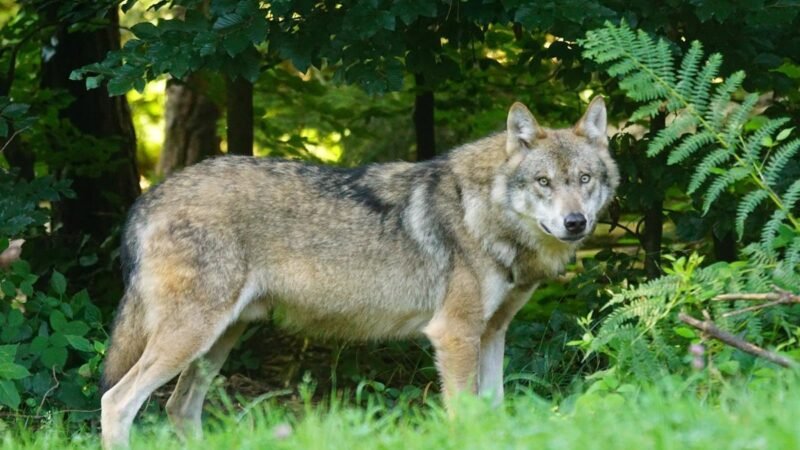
2, 103, 30, 118
0, 379, 20, 409
50, 270, 66, 296
131, 22, 160, 39
213, 12, 244, 31
62, 320, 90, 337
71, 289, 90, 307
86, 76, 102, 90
1, 279, 15, 297
65, 335, 93, 352
0, 119, 8, 137
40, 346, 67, 369
50, 310, 67, 332
19, 280, 33, 296
0, 344, 17, 363
776, 127, 794, 142
29, 336, 48, 354
0, 344, 29, 381
50, 332, 68, 348
0, 361, 31, 380
7, 309, 23, 327
222, 32, 251, 57
673, 326, 696, 338
774, 61, 800, 80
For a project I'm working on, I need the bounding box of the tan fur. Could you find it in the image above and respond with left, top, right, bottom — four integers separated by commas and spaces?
101, 98, 618, 448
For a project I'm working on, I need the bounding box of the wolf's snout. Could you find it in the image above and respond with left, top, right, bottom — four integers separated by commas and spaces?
564, 213, 587, 234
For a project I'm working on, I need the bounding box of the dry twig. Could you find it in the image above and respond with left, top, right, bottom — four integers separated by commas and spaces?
711, 288, 800, 318
712, 288, 800, 303
678, 312, 797, 369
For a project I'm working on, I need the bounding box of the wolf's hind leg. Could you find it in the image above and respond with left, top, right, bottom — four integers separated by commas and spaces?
101, 323, 228, 449
165, 321, 248, 438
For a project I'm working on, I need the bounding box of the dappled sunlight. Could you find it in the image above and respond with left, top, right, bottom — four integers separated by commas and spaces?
127, 79, 167, 175
298, 128, 344, 163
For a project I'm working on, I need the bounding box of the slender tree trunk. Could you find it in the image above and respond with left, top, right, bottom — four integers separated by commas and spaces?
157, 76, 221, 176
40, 8, 140, 239
413, 73, 435, 161
642, 112, 666, 279
2, 49, 34, 180
225, 76, 253, 156
713, 232, 737, 262
1, 133, 34, 181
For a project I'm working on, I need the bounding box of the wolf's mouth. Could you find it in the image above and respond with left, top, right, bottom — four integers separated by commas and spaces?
539, 221, 553, 235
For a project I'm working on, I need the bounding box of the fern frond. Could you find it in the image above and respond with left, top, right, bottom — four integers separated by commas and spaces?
702, 167, 750, 214
707, 71, 746, 128
742, 118, 791, 164
687, 147, 734, 194
736, 189, 770, 238
742, 242, 778, 266
581, 21, 800, 267
667, 130, 716, 165
722, 93, 759, 146
673, 41, 703, 104
647, 114, 697, 157
630, 100, 664, 121
620, 72, 667, 101
774, 258, 800, 288
764, 138, 800, 184
780, 179, 800, 218
761, 208, 789, 248
688, 53, 722, 117
785, 237, 800, 269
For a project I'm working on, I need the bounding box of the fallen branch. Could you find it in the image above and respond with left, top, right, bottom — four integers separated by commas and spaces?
678, 312, 797, 369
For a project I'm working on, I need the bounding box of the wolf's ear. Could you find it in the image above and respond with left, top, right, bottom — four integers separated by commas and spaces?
574, 96, 607, 142
507, 102, 544, 153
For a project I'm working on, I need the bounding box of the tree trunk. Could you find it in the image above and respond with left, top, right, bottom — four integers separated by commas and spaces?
225, 76, 253, 156
40, 8, 140, 239
642, 112, 666, 279
1, 133, 34, 181
713, 232, 737, 262
157, 76, 221, 177
413, 73, 435, 161
2, 45, 34, 181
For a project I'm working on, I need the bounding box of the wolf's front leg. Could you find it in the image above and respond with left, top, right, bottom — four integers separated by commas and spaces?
478, 284, 539, 406
425, 315, 481, 410
478, 330, 506, 405
424, 268, 483, 412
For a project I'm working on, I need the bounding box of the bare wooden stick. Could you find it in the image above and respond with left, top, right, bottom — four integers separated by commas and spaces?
713, 289, 800, 303
722, 298, 795, 318
678, 312, 797, 369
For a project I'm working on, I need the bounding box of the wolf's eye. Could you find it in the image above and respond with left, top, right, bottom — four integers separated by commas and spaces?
580, 174, 591, 184
537, 177, 550, 187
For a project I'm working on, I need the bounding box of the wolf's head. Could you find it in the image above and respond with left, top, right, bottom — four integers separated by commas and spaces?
496, 97, 619, 246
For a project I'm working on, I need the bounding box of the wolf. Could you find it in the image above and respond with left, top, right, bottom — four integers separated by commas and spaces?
100, 97, 618, 448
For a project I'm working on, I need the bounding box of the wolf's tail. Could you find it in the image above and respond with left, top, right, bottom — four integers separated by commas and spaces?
100, 292, 147, 395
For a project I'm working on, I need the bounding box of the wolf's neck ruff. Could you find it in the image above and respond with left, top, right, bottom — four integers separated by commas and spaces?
100, 97, 618, 449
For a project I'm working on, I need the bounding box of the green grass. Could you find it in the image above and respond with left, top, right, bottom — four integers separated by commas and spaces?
3, 374, 800, 450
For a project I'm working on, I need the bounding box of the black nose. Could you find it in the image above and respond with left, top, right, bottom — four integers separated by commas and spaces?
564, 213, 587, 234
